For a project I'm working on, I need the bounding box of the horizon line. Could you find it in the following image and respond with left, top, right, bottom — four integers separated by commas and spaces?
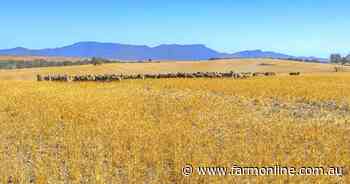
0, 41, 329, 58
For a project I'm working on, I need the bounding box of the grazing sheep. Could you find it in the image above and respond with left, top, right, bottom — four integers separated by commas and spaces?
194, 72, 205, 78
203, 72, 215, 78
39, 70, 277, 83
220, 72, 230, 78
145, 74, 158, 79
36, 74, 43, 81
233, 73, 243, 79
137, 74, 145, 80
186, 73, 196, 78
241, 72, 253, 79
289, 72, 300, 76
215, 73, 223, 78
253, 72, 265, 77
264, 72, 276, 76
158, 73, 167, 79
169, 73, 177, 78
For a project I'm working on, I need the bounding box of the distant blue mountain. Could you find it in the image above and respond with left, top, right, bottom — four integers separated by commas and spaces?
0, 42, 220, 60
0, 42, 327, 61
227, 49, 292, 58
222, 49, 328, 62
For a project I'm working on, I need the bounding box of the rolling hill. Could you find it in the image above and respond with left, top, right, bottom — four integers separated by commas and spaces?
0, 42, 220, 61
0, 42, 327, 61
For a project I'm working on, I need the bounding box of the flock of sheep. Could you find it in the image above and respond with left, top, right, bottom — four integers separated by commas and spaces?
36, 71, 300, 82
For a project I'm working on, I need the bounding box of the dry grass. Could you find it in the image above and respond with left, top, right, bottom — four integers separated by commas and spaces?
0, 55, 83, 62
0, 59, 337, 81
0, 72, 349, 183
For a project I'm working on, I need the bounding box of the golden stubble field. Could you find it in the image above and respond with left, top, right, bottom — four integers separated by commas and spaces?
0, 59, 339, 80
0, 59, 349, 183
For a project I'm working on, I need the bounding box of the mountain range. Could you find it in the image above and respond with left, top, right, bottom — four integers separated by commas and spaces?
0, 41, 327, 62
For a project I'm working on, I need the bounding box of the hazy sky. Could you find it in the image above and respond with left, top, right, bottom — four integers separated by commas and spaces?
1, 0, 349, 57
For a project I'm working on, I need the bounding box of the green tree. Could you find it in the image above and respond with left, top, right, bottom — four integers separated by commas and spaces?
330, 54, 342, 64
344, 54, 350, 64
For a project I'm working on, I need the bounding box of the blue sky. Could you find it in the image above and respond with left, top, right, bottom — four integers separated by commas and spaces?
1, 0, 349, 57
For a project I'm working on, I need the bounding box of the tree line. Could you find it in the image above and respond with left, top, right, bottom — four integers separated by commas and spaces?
0, 57, 120, 70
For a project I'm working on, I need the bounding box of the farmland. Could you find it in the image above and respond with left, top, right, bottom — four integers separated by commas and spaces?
0, 55, 84, 62
0, 59, 338, 80
0, 59, 349, 183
